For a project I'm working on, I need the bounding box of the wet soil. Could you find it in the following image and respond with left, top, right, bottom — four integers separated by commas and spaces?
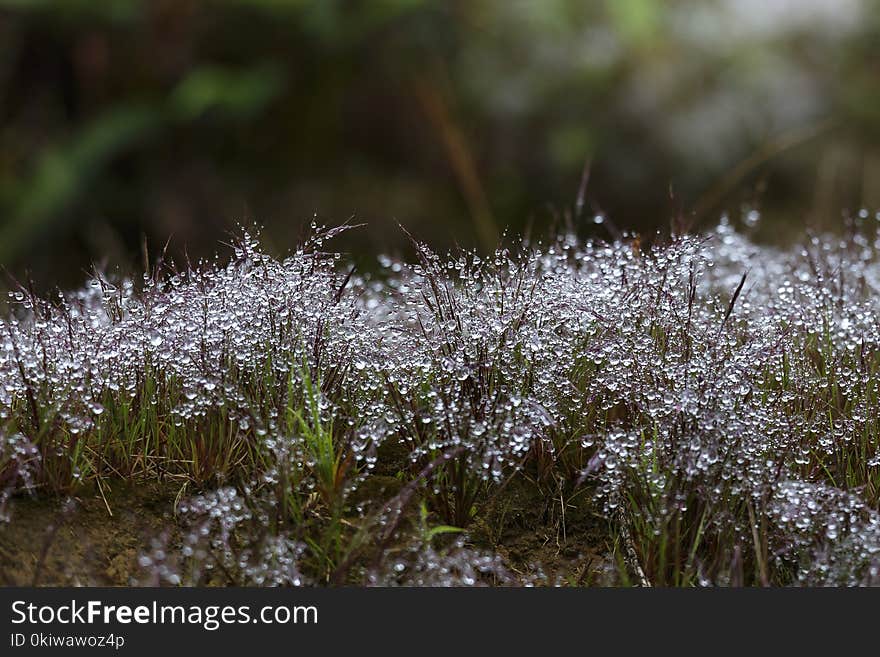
371, 439, 611, 583
0, 481, 182, 586
469, 477, 610, 584
0, 471, 608, 586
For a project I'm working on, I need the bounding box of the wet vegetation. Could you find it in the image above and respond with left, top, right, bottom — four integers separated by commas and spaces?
2, 216, 879, 586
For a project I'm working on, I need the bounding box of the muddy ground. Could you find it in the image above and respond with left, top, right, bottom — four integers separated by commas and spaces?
0, 481, 183, 586
0, 474, 609, 586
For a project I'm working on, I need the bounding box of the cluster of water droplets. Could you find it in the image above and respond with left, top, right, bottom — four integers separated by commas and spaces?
4, 215, 880, 584
0, 432, 39, 523
139, 486, 309, 586
364, 239, 586, 481
1, 226, 385, 472
366, 535, 516, 586
577, 216, 880, 582
768, 480, 880, 585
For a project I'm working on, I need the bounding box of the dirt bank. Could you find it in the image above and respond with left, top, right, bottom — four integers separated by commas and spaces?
0, 481, 182, 586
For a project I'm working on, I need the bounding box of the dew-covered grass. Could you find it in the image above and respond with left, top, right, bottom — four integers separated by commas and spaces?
2, 218, 880, 586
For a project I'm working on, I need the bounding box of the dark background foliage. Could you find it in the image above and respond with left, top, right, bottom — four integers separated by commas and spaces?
1, 0, 879, 288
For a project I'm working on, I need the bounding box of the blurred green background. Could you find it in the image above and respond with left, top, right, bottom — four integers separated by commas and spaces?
1, 0, 879, 288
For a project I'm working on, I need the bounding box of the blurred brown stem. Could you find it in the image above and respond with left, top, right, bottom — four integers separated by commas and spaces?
692, 117, 837, 225
413, 75, 498, 250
